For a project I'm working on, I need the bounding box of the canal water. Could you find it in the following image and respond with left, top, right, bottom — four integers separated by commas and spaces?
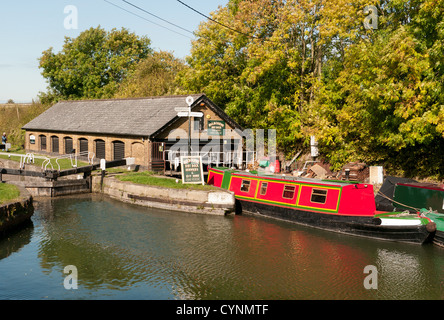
1, 194, 444, 300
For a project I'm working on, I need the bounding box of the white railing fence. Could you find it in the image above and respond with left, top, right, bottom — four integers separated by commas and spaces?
166, 150, 256, 170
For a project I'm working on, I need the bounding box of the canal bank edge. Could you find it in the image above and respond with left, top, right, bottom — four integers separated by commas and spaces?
0, 184, 34, 237
92, 176, 235, 215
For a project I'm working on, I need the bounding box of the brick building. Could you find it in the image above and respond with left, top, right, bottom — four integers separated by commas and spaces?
22, 94, 244, 172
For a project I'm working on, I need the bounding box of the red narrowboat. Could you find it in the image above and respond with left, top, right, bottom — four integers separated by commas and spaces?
207, 167, 436, 244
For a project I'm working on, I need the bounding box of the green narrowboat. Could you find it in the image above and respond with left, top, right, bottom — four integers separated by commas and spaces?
379, 179, 444, 247
422, 210, 444, 247
393, 182, 444, 214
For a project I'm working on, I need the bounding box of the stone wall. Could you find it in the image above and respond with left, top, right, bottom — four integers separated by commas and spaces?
92, 176, 235, 216
1, 158, 93, 197
0, 185, 34, 237
10, 178, 92, 197
24, 131, 148, 167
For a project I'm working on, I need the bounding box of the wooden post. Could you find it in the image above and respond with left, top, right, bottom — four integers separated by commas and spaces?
100, 159, 106, 189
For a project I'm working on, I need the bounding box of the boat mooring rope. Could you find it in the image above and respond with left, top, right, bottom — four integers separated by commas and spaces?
376, 191, 420, 212
376, 191, 435, 223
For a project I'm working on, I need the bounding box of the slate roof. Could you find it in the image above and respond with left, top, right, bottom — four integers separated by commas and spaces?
22, 94, 241, 138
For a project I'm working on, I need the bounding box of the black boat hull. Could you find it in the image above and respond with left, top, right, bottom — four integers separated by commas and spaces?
237, 199, 435, 245
432, 230, 444, 248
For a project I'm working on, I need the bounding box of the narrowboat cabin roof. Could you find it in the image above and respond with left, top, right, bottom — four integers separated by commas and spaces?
209, 167, 358, 187
397, 182, 444, 192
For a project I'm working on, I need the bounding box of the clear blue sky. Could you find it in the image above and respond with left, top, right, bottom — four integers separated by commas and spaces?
0, 0, 227, 103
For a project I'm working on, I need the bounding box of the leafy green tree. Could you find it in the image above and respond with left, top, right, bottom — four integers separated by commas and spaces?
179, 0, 371, 156
38, 26, 152, 102
180, 0, 443, 178
114, 51, 187, 98
311, 0, 444, 178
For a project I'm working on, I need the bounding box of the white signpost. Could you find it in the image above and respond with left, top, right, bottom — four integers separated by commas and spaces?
175, 96, 205, 184
176, 111, 204, 118
174, 96, 203, 155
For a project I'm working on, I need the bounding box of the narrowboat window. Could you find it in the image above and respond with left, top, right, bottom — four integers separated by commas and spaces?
260, 182, 268, 195
283, 185, 296, 199
240, 180, 251, 192
311, 189, 328, 204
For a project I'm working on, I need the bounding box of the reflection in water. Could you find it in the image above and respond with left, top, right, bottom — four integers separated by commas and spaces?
1, 194, 444, 300
0, 222, 33, 260
229, 216, 375, 299
376, 248, 444, 299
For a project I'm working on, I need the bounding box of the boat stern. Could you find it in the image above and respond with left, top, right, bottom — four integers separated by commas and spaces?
207, 167, 233, 189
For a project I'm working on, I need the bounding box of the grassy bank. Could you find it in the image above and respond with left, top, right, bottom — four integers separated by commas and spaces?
116, 171, 216, 190
0, 184, 20, 204
0, 150, 89, 171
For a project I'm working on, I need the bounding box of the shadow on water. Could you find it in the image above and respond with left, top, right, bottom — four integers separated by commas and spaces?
1, 193, 444, 300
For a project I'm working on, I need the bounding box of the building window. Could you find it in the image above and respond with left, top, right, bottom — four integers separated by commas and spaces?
39, 135, 47, 151
64, 137, 73, 154
283, 185, 296, 199
51, 136, 59, 153
113, 140, 125, 160
240, 180, 251, 193
193, 117, 204, 131
311, 189, 328, 204
79, 138, 88, 154
95, 139, 106, 159
260, 182, 268, 195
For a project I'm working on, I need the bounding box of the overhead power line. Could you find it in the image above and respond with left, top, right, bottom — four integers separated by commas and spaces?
104, 0, 194, 39
175, 0, 279, 43
105, 0, 281, 62
121, 0, 195, 36
176, 0, 251, 38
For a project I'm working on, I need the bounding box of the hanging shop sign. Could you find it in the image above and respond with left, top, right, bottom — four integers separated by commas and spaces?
208, 120, 225, 135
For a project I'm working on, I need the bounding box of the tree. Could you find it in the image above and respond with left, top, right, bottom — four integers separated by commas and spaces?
114, 51, 187, 98
38, 26, 152, 102
311, 0, 444, 178
179, 0, 371, 156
